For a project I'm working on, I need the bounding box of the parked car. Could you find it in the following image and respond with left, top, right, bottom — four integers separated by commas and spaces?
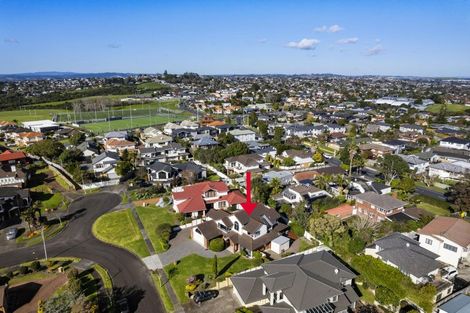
443, 266, 458, 280
5, 228, 17, 240
116, 298, 129, 313
193, 290, 219, 304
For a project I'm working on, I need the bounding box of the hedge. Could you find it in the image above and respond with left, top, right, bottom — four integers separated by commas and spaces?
209, 238, 225, 252
351, 255, 435, 313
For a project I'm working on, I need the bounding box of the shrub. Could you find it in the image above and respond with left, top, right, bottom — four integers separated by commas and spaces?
67, 268, 79, 280
185, 283, 197, 293
290, 222, 305, 237
156, 223, 172, 240
376, 286, 400, 307
19, 266, 29, 275
31, 261, 41, 272
348, 237, 366, 254
209, 238, 225, 252
235, 308, 254, 313
6, 271, 14, 278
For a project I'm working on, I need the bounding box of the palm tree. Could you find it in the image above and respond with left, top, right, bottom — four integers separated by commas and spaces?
315, 175, 329, 191
21, 201, 41, 232
270, 178, 282, 195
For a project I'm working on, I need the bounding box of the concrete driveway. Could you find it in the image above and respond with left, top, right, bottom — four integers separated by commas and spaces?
183, 287, 241, 313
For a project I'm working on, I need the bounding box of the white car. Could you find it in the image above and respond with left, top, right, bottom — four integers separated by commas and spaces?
443, 266, 458, 280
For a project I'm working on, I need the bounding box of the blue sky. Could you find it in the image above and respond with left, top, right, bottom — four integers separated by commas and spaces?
1, 0, 469, 76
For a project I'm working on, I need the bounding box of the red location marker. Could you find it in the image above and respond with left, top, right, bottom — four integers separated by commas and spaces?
241, 171, 257, 215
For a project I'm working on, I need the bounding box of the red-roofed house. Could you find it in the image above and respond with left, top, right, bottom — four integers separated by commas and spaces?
172, 181, 245, 218
0, 150, 28, 170
325, 204, 354, 220
104, 138, 136, 154
15, 132, 44, 146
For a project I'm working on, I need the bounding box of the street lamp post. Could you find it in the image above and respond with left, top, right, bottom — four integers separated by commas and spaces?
41, 227, 48, 260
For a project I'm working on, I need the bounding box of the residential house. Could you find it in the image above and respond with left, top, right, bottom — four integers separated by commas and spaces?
91, 151, 120, 180
143, 134, 173, 148
0, 187, 31, 226
103, 138, 136, 154
281, 150, 313, 167
104, 131, 128, 141
192, 136, 219, 150
285, 125, 317, 138
325, 124, 347, 134
231, 250, 359, 313
325, 204, 354, 220
76, 141, 99, 158
15, 132, 44, 146
383, 139, 408, 154
438, 294, 470, 313
192, 203, 288, 256
365, 233, 443, 284
428, 162, 470, 180
0, 168, 28, 188
225, 154, 269, 175
398, 154, 429, 174
0, 150, 28, 172
418, 217, 470, 267
22, 120, 59, 133
353, 192, 407, 222
439, 137, 470, 151
229, 129, 257, 143
262, 171, 293, 186
171, 181, 245, 218
275, 185, 331, 206
138, 143, 189, 165
359, 143, 395, 159
146, 161, 179, 186
399, 124, 424, 135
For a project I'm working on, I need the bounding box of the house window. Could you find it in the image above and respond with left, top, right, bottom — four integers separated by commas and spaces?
234, 221, 239, 231
425, 238, 433, 245
444, 243, 458, 253
205, 190, 216, 198
195, 228, 201, 235
278, 292, 283, 300
328, 295, 338, 303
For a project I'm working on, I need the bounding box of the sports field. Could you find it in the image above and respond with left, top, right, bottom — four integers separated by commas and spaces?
426, 103, 467, 114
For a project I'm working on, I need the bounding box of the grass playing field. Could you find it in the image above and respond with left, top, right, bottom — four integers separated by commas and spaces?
426, 103, 467, 114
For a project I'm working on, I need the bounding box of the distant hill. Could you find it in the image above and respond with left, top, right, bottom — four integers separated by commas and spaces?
0, 72, 136, 81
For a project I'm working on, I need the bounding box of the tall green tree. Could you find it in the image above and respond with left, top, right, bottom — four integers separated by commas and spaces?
379, 154, 410, 184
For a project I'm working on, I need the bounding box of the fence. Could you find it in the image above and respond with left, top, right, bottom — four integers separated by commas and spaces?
80, 179, 120, 190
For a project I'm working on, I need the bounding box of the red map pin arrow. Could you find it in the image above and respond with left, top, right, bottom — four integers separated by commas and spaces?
241, 171, 257, 215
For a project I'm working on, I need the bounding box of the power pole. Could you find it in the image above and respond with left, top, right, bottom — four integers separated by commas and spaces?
41, 227, 48, 260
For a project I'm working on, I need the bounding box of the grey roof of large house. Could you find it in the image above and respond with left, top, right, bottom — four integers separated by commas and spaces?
147, 161, 176, 173
370, 232, 441, 278
192, 136, 218, 147
92, 151, 119, 164
440, 137, 470, 145
398, 154, 427, 165
0, 186, 30, 199
232, 250, 358, 312
225, 153, 263, 166
172, 162, 204, 174
355, 191, 406, 211
430, 162, 469, 174
438, 294, 470, 313
196, 220, 223, 241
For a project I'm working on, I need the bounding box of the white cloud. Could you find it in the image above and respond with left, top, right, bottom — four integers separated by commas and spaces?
337, 37, 359, 44
366, 44, 384, 56
287, 38, 320, 50
107, 43, 121, 49
314, 24, 343, 33
4, 38, 19, 44
328, 24, 343, 33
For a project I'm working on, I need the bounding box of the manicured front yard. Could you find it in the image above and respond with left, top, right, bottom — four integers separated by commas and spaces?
151, 272, 175, 313
135, 206, 179, 253
417, 202, 451, 216
92, 209, 150, 257
16, 222, 67, 247
164, 253, 259, 303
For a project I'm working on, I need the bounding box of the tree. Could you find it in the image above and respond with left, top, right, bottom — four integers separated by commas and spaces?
399, 176, 416, 194
379, 154, 410, 184
375, 286, 400, 307
69, 132, 85, 146
58, 148, 83, 165
308, 214, 346, 246
209, 238, 225, 252
257, 121, 268, 139
252, 176, 272, 203
26, 139, 65, 160
21, 201, 41, 231
248, 112, 258, 126
212, 255, 218, 278
312, 151, 324, 163
448, 178, 470, 212
283, 157, 295, 167
339, 142, 363, 176
115, 160, 133, 177
269, 178, 282, 195
273, 127, 284, 142
292, 202, 309, 230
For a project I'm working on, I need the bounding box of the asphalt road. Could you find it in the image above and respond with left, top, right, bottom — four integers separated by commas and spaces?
0, 192, 164, 313
416, 186, 447, 201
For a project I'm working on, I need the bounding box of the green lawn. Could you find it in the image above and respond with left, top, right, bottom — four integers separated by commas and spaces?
0, 108, 68, 122
151, 273, 175, 313
92, 209, 150, 257
427, 103, 467, 114
417, 202, 451, 216
135, 206, 179, 253
165, 254, 259, 303
357, 283, 375, 304
8, 272, 56, 286
81, 113, 190, 134
16, 222, 67, 247
416, 182, 447, 193
136, 82, 169, 92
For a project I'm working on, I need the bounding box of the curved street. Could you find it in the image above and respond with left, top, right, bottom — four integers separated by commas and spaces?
0, 192, 164, 313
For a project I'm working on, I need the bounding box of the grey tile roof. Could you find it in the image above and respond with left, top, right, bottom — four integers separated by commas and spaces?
355, 191, 406, 211
232, 251, 357, 312
439, 294, 470, 313
372, 232, 441, 278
